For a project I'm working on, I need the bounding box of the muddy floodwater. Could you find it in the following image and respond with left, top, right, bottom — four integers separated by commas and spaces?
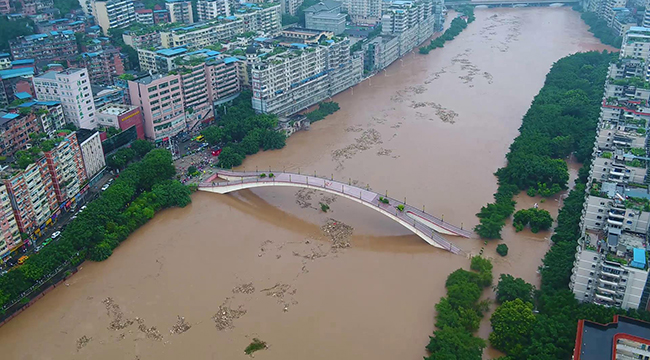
0, 8, 614, 360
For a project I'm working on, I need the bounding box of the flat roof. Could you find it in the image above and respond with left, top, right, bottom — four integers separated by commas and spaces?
98, 104, 135, 116
575, 316, 650, 360
14, 92, 31, 100
156, 47, 188, 56
0, 67, 34, 80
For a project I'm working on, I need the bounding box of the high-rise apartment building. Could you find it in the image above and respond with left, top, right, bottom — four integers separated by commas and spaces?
342, 0, 381, 24
569, 28, 650, 310
128, 74, 186, 141
197, 0, 234, 21
92, 0, 136, 35
281, 0, 303, 15
0, 184, 19, 258
43, 132, 87, 205
251, 29, 363, 116
4, 157, 58, 235
573, 316, 650, 359
33, 68, 97, 130
16, 100, 66, 136
166, 0, 194, 24
75, 129, 106, 179
0, 111, 41, 157
159, 3, 281, 49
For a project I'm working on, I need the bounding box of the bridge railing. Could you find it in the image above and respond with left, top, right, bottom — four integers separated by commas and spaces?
200, 170, 469, 253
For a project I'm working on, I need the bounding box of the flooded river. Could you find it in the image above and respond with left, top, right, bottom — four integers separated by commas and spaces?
0, 8, 614, 360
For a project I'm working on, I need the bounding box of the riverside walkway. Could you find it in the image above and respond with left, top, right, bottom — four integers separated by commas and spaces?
198, 170, 472, 254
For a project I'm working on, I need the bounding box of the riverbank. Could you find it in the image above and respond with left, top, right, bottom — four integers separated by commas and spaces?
0, 8, 616, 359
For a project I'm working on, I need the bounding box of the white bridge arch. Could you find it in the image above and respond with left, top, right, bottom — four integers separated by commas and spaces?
199, 170, 472, 254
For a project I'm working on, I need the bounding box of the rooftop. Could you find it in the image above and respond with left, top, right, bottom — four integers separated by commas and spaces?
0, 67, 34, 80
98, 104, 137, 116
574, 316, 650, 360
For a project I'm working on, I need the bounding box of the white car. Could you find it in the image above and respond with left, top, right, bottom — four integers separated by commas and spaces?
81, 205, 87, 210
101, 184, 110, 191
51, 231, 61, 239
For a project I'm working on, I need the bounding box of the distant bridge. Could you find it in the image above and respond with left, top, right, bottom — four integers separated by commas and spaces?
448, 0, 577, 7
199, 170, 473, 253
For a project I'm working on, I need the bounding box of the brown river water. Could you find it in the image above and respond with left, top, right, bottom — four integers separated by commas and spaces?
0, 8, 614, 360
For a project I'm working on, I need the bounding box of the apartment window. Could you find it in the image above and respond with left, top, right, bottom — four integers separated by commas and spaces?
595, 223, 601, 226
590, 272, 594, 276
598, 209, 603, 213
148, 85, 158, 92
170, 79, 179, 85
592, 264, 596, 268
597, 216, 602, 219
629, 213, 634, 217
593, 257, 597, 260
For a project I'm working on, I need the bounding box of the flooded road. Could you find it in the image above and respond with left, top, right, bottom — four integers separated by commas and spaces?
0, 8, 614, 360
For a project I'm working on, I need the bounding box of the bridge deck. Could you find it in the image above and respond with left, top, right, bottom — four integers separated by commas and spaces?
200, 170, 472, 253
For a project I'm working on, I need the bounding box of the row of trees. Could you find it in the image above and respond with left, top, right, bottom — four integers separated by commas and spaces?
419, 9, 473, 55
512, 208, 553, 233
424, 256, 493, 359
106, 139, 154, 170
474, 51, 614, 239
579, 10, 623, 48
200, 91, 286, 168
305, 102, 340, 122
0, 149, 192, 310
484, 52, 650, 359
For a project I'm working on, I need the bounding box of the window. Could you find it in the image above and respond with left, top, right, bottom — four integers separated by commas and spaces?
592, 264, 596, 268
148, 85, 158, 92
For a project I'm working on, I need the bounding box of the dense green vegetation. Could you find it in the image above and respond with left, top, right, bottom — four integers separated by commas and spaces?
496, 243, 508, 257
53, 0, 81, 16
107, 28, 140, 70
106, 140, 153, 170
419, 7, 475, 55
244, 338, 267, 355
0, 149, 192, 310
424, 256, 492, 359
0, 16, 33, 50
512, 208, 553, 233
282, 13, 299, 26
474, 51, 614, 239
305, 102, 340, 122
201, 91, 286, 169
495, 274, 533, 304
579, 11, 622, 48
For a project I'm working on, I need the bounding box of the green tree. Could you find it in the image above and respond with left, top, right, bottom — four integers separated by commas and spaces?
218, 147, 244, 168
496, 243, 508, 256
131, 139, 154, 158
489, 299, 536, 357
425, 326, 485, 360
495, 274, 534, 304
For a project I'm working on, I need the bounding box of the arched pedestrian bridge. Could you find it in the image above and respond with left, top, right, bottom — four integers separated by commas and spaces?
198, 170, 472, 254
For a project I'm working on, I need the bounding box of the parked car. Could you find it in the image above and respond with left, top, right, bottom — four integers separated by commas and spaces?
101, 184, 110, 191
42, 238, 52, 247
51, 231, 61, 239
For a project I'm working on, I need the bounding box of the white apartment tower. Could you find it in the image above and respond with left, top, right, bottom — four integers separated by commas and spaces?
92, 0, 136, 36
281, 0, 303, 15
342, 0, 381, 23
197, 0, 234, 21
166, 0, 194, 24
33, 68, 97, 130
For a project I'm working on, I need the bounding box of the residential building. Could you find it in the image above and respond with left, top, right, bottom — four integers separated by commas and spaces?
304, 0, 346, 35
75, 129, 105, 179
123, 29, 162, 49
69, 49, 125, 86
280, 0, 303, 16
603, 0, 626, 27
0, 0, 10, 14
128, 73, 186, 141
4, 157, 58, 235
159, 3, 281, 49
0, 184, 19, 258
0, 53, 10, 70
154, 9, 171, 23
43, 132, 87, 205
251, 31, 363, 116
0, 111, 40, 157
166, 0, 194, 24
135, 8, 154, 24
364, 34, 399, 73
570, 40, 650, 311
17, 100, 66, 136
35, 19, 86, 33
197, 0, 234, 21
644, 2, 650, 28
381, 0, 437, 55
9, 31, 77, 63
573, 316, 650, 359
341, 0, 381, 24
620, 27, 650, 81
0, 67, 35, 107
613, 9, 637, 37
33, 68, 97, 130
92, 0, 136, 35
96, 103, 145, 139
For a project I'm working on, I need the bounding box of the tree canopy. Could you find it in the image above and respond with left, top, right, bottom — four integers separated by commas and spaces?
475, 51, 614, 239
